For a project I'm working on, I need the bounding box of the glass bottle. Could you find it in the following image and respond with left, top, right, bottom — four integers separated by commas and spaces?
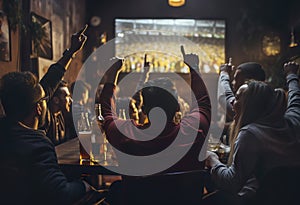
78, 112, 92, 163
95, 103, 105, 123
94, 103, 109, 164
118, 108, 126, 120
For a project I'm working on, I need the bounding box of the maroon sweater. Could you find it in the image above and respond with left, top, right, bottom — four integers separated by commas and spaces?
100, 68, 211, 175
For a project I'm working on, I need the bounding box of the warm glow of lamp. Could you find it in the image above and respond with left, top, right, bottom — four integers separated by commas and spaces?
100, 32, 107, 44
289, 28, 298, 48
168, 0, 185, 7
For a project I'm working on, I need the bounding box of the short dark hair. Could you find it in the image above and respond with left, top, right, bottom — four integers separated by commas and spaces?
0, 72, 42, 120
141, 78, 178, 121
237, 62, 266, 81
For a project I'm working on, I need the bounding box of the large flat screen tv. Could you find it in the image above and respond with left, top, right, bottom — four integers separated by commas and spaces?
115, 18, 225, 73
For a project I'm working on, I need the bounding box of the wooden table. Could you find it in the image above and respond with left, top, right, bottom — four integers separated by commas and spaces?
55, 138, 119, 176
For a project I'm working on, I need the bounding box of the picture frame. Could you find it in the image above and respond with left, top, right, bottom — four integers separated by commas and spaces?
0, 11, 11, 61
30, 12, 53, 60
37, 57, 54, 79
30, 57, 54, 80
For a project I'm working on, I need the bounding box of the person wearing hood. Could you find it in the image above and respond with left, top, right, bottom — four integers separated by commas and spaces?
218, 61, 266, 145
205, 61, 300, 205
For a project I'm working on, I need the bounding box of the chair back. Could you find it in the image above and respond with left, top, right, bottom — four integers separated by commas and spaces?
257, 165, 300, 205
121, 169, 208, 205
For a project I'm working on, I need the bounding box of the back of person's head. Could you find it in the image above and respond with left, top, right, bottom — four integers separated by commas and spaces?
0, 72, 42, 121
228, 80, 285, 165
239, 81, 285, 127
237, 62, 266, 81
70, 80, 90, 102
141, 78, 179, 121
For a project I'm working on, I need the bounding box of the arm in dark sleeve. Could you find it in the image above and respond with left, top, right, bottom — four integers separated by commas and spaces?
33, 140, 85, 204
211, 130, 260, 194
39, 63, 66, 99
99, 83, 129, 149
132, 71, 150, 107
189, 67, 211, 136
218, 72, 235, 120
285, 74, 300, 127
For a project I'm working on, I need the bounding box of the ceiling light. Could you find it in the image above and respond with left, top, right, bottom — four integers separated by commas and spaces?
168, 0, 185, 7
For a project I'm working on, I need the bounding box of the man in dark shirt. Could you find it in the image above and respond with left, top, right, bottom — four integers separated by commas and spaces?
0, 26, 92, 205
46, 80, 73, 145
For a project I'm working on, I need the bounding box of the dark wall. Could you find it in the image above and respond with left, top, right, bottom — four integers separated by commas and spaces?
85, 0, 299, 86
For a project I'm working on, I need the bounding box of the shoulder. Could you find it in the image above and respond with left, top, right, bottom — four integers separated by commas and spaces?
237, 124, 261, 143
23, 130, 54, 151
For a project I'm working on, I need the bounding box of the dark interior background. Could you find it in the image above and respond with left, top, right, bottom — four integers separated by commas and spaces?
85, 0, 300, 87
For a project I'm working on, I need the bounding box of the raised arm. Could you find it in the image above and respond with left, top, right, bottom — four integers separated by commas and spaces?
132, 54, 150, 108
284, 61, 300, 127
99, 58, 124, 117
181, 45, 211, 135
99, 59, 130, 148
40, 25, 88, 98
136, 54, 150, 91
218, 64, 235, 120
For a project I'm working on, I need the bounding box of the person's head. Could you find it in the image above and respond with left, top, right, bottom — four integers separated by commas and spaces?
49, 80, 72, 114
141, 78, 179, 122
70, 80, 90, 105
228, 80, 286, 165
0, 72, 48, 127
233, 80, 286, 126
232, 62, 266, 92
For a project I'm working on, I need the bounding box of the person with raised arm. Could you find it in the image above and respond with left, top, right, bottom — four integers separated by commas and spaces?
205, 62, 300, 205
99, 46, 211, 204
0, 25, 102, 205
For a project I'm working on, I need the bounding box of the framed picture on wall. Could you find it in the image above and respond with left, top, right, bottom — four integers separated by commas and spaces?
0, 11, 11, 61
37, 57, 54, 79
30, 12, 53, 60
31, 57, 54, 80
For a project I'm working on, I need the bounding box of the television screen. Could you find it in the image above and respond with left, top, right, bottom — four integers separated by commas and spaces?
115, 19, 225, 73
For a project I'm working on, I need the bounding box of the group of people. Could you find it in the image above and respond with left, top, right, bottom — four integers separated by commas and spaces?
0, 23, 300, 205
205, 61, 300, 205
0, 25, 98, 205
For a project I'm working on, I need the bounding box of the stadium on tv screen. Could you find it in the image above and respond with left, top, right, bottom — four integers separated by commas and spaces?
115, 19, 225, 73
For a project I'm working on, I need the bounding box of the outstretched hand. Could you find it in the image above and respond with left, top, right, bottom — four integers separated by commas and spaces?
69, 24, 88, 55
284, 61, 299, 76
219, 63, 234, 74
180, 45, 199, 69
